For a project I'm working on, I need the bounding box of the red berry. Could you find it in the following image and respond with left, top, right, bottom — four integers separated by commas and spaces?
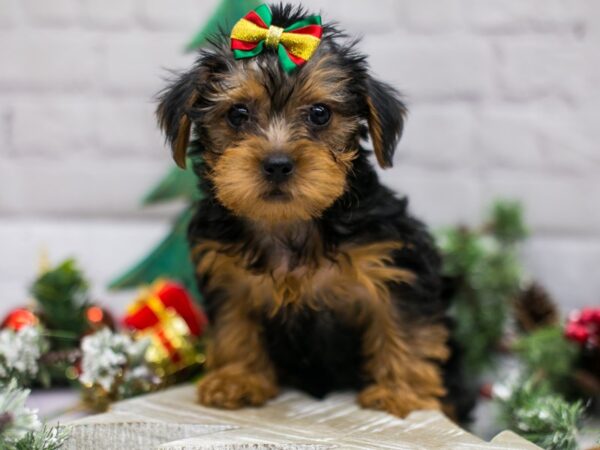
565, 322, 590, 344
580, 308, 596, 324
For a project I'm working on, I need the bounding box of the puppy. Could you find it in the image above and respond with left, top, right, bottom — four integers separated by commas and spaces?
157, 3, 472, 420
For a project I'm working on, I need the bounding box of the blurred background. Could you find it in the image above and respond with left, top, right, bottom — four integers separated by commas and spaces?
1, 0, 599, 316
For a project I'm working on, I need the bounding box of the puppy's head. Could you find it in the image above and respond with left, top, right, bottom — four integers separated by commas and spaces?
157, 4, 406, 224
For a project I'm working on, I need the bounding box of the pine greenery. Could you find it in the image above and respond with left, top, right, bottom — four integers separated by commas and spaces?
495, 377, 584, 450
438, 200, 526, 373
30, 259, 90, 349
12, 426, 69, 450
513, 326, 579, 391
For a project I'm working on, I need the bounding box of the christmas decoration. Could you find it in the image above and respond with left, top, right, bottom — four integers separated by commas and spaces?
438, 200, 526, 374
7, 426, 68, 450
1, 308, 39, 331
123, 280, 207, 376
84, 305, 115, 331
38, 348, 81, 387
230, 4, 323, 72
439, 200, 598, 446
492, 318, 597, 447
566, 307, 600, 349
0, 380, 40, 442
513, 325, 579, 391
513, 282, 559, 333
109, 0, 262, 299
79, 328, 160, 411
566, 307, 600, 403
78, 280, 207, 410
4, 255, 207, 410
493, 375, 584, 450
124, 280, 207, 337
0, 379, 68, 450
0, 326, 48, 386
30, 259, 91, 350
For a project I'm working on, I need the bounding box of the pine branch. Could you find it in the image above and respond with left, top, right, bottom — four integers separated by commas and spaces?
488, 200, 528, 244
514, 326, 579, 392
29, 259, 90, 345
438, 218, 522, 373
495, 376, 584, 450
12, 425, 69, 450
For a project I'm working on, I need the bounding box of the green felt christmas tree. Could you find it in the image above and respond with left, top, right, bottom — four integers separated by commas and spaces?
184, 0, 262, 52
109, 0, 260, 300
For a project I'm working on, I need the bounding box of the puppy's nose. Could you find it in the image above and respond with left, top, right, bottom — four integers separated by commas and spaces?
262, 153, 294, 183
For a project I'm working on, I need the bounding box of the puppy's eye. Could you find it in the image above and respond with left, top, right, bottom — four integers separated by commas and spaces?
227, 104, 249, 128
307, 104, 331, 127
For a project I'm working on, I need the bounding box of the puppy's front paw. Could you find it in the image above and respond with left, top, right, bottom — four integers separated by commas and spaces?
197, 366, 278, 409
358, 384, 441, 418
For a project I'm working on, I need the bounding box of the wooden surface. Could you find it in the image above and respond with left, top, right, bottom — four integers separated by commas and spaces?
64, 385, 541, 449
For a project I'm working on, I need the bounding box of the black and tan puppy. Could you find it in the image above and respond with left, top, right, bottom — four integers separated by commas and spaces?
157, 3, 472, 420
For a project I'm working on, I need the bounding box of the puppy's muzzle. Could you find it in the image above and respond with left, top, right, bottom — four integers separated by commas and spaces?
262, 153, 294, 184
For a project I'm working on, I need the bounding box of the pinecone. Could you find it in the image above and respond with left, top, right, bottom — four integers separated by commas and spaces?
39, 348, 82, 366
513, 282, 559, 333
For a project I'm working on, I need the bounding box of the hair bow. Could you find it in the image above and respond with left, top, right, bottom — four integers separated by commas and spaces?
230, 4, 323, 73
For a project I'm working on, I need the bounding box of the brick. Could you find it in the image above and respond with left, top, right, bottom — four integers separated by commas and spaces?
580, 92, 600, 155
361, 35, 493, 101
396, 0, 463, 32
378, 165, 483, 227
0, 158, 176, 217
22, 0, 80, 26
0, 31, 96, 90
0, 0, 18, 28
533, 102, 598, 174
585, 0, 600, 42
398, 104, 473, 167
462, 0, 584, 33
475, 103, 596, 174
498, 40, 586, 101
101, 33, 195, 95
139, 0, 219, 31
523, 236, 600, 311
12, 98, 94, 156
0, 106, 11, 151
82, 0, 136, 29
483, 173, 600, 234
475, 109, 542, 169
95, 99, 163, 157
301, 0, 399, 34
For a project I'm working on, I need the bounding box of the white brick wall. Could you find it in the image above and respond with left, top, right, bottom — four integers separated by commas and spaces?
1, 0, 599, 317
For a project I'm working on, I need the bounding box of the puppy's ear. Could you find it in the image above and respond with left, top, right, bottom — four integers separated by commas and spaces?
156, 71, 200, 169
365, 77, 407, 169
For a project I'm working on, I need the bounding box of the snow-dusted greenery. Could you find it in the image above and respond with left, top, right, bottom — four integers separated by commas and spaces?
79, 328, 153, 394
0, 380, 68, 450
0, 326, 48, 385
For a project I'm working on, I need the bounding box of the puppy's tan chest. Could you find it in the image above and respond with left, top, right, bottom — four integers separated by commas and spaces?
194, 240, 414, 313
